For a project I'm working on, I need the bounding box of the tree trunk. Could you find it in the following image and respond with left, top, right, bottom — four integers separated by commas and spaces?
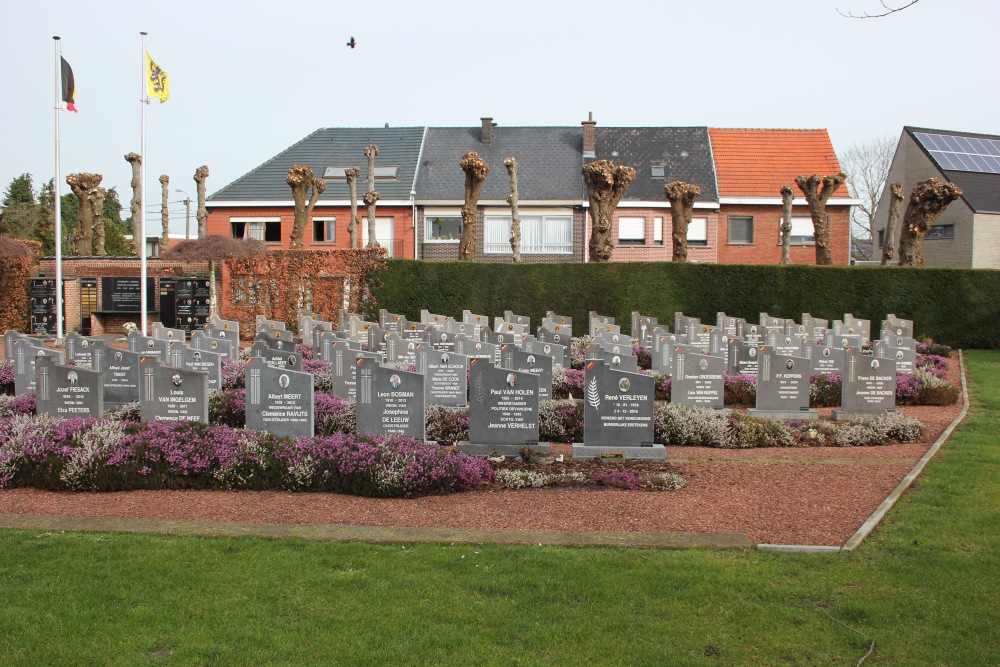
194, 166, 209, 238
286, 164, 327, 250
880, 182, 904, 265
459, 151, 490, 261
504, 156, 521, 262
67, 172, 102, 255
665, 181, 700, 263
91, 187, 107, 256
779, 184, 793, 265
794, 172, 846, 265
345, 167, 361, 248
159, 174, 170, 253
582, 160, 636, 262
898, 178, 963, 266
125, 153, 142, 254
363, 145, 380, 248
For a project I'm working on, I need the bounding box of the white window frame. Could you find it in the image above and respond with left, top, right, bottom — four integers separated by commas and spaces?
312, 217, 336, 244
424, 210, 463, 243
687, 217, 708, 246
653, 217, 664, 244
790, 217, 815, 245
618, 217, 645, 245
230, 217, 281, 243
361, 217, 396, 256
484, 215, 573, 254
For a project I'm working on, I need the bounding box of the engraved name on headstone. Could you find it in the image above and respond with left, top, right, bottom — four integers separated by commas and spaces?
245, 357, 314, 437
355, 358, 425, 440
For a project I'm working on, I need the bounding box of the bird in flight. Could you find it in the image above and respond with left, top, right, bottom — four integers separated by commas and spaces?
347, 37, 356, 49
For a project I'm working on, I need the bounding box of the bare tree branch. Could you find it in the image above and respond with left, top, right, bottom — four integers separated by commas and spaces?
842, 135, 895, 261
838, 0, 919, 19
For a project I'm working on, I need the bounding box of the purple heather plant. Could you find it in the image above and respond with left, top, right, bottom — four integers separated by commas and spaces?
590, 470, 643, 490
296, 344, 314, 360
220, 359, 246, 390
0, 361, 14, 394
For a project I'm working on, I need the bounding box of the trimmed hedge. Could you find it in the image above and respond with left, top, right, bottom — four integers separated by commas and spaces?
372, 260, 1000, 348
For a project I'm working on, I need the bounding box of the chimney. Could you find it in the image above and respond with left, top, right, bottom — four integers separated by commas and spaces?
481, 117, 493, 144
582, 111, 596, 158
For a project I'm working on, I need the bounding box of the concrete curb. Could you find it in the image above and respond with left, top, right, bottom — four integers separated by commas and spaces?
0, 513, 754, 550
756, 350, 971, 554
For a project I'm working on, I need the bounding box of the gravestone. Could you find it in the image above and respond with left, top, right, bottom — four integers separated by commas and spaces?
204, 316, 241, 347
833, 348, 897, 420
825, 332, 862, 350
874, 340, 916, 374
298, 313, 324, 345
728, 339, 762, 376
591, 323, 624, 343
631, 312, 659, 345
522, 338, 566, 368
420, 310, 452, 326
168, 344, 224, 392
127, 332, 169, 362
768, 332, 804, 357
543, 311, 573, 335
327, 343, 380, 400
686, 322, 714, 350
310, 320, 334, 349
881, 334, 916, 352
139, 357, 209, 423
671, 346, 726, 409
255, 315, 286, 332
420, 348, 468, 407
191, 330, 236, 363
500, 344, 553, 400
651, 334, 678, 374
378, 309, 407, 332
503, 310, 530, 327
494, 320, 530, 337
749, 348, 818, 420
589, 311, 615, 333
463, 309, 491, 329
461, 358, 547, 456
455, 338, 497, 363
882, 315, 914, 339
12, 340, 63, 395
150, 322, 187, 343
34, 355, 103, 419
585, 343, 639, 373
255, 329, 294, 351
355, 357, 425, 440
803, 341, 846, 376
717, 313, 746, 339
429, 328, 463, 353
573, 359, 662, 460
5, 330, 28, 362
536, 324, 572, 348
245, 357, 314, 437
93, 343, 142, 407
248, 341, 302, 370
802, 313, 829, 342
842, 314, 871, 342
65, 332, 98, 368
709, 330, 729, 359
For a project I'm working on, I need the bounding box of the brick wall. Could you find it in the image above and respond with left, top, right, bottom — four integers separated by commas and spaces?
609, 208, 720, 263
715, 204, 852, 265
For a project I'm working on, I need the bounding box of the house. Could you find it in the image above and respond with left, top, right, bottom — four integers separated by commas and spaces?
206, 127, 425, 258
414, 119, 587, 262
709, 128, 855, 265
872, 126, 1000, 268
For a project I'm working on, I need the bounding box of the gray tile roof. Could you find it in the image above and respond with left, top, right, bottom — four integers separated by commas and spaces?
593, 127, 718, 202
415, 127, 586, 201
906, 126, 1000, 214
208, 127, 426, 202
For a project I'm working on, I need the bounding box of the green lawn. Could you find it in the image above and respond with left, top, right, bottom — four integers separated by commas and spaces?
0, 352, 997, 666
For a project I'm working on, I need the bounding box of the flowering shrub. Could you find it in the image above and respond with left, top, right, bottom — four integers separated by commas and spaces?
725, 413, 795, 449
0, 393, 36, 417
827, 412, 925, 447
569, 336, 591, 370
810, 374, 842, 408
425, 405, 469, 445
296, 344, 314, 360
633, 344, 651, 370
653, 374, 671, 401
724, 374, 757, 406
552, 366, 585, 399
122, 322, 138, 335
916, 342, 952, 357
221, 359, 246, 390
495, 469, 587, 489
314, 393, 356, 436
908, 368, 960, 406
539, 400, 584, 443
654, 404, 730, 447
917, 354, 949, 380
0, 361, 14, 395
208, 388, 246, 428
591, 470, 643, 489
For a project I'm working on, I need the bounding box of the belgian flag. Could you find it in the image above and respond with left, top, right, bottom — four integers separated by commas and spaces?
60, 56, 77, 112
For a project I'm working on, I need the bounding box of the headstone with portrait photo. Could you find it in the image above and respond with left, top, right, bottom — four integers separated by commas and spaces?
65, 331, 99, 369
168, 344, 224, 392
717, 313, 746, 339
503, 310, 531, 329
248, 341, 302, 370
874, 340, 916, 374
522, 338, 566, 368
138, 357, 208, 424
355, 357, 425, 440
419, 348, 468, 407
191, 329, 236, 363
749, 347, 818, 420
500, 344, 553, 400
743, 322, 765, 345
93, 342, 142, 407
589, 311, 615, 334
670, 346, 726, 410
803, 340, 846, 376
150, 322, 187, 343
455, 337, 497, 363
244, 357, 314, 438
881, 315, 914, 339
543, 311, 573, 336
536, 324, 572, 348
833, 348, 897, 419
573, 358, 662, 459
420, 309, 452, 327
12, 340, 63, 395
127, 332, 169, 362
309, 320, 334, 349
767, 331, 804, 357
801, 313, 829, 342
591, 323, 624, 342
585, 343, 639, 373
204, 316, 240, 348
34, 355, 103, 419
255, 315, 287, 333
461, 358, 546, 456
728, 338, 762, 376
327, 342, 381, 400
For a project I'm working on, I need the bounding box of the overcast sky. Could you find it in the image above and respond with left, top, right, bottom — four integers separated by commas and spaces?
2, 0, 996, 234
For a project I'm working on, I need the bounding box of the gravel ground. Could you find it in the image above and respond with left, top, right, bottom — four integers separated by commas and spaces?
0, 351, 964, 547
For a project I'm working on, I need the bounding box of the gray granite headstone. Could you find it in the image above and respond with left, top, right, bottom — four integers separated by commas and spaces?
455, 338, 497, 363
255, 315, 287, 332
591, 323, 624, 342
537, 324, 572, 348
743, 323, 765, 345
881, 315, 914, 339
13, 341, 63, 395
168, 344, 224, 392
462, 357, 546, 456
767, 332, 804, 357
802, 313, 829, 342
248, 341, 302, 370
378, 309, 406, 332
543, 311, 573, 335
500, 344, 553, 400
503, 310, 531, 329
803, 341, 846, 376
150, 323, 187, 343
139, 357, 209, 424
327, 343, 380, 400
585, 344, 639, 373
207, 315, 241, 343
35, 355, 103, 419
127, 332, 169, 362
671, 347, 726, 410
834, 349, 897, 419
245, 357, 314, 437
5, 330, 29, 362
728, 339, 762, 376
522, 338, 566, 368
825, 332, 862, 350
355, 357, 425, 440
573, 359, 662, 460
65, 332, 99, 369
880, 334, 917, 352
420, 310, 452, 326
462, 310, 491, 330
191, 330, 236, 363
652, 334, 678, 374
255, 329, 294, 351
589, 311, 615, 334
420, 348, 468, 407
842, 315, 871, 342
93, 343, 141, 407
310, 320, 334, 349
749, 348, 818, 420
874, 341, 916, 374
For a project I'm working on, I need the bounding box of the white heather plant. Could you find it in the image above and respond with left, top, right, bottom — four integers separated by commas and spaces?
644, 472, 687, 490
830, 412, 925, 447
495, 469, 587, 490
59, 419, 129, 491
654, 404, 730, 447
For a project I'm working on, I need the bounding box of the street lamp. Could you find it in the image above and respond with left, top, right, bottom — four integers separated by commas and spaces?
175, 189, 191, 239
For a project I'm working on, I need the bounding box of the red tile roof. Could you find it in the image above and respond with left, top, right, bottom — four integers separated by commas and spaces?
709, 128, 849, 197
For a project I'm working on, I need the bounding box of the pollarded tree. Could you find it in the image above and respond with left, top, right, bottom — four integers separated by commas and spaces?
779, 185, 794, 265
67, 172, 102, 255
363, 145, 380, 248
583, 160, 636, 262
664, 181, 701, 262
90, 187, 107, 256
504, 156, 522, 262
125, 153, 142, 254
345, 166, 361, 248
194, 166, 209, 238
459, 151, 489, 261
159, 175, 170, 253
286, 164, 327, 250
897, 178, 963, 266
880, 182, 904, 265
794, 172, 847, 265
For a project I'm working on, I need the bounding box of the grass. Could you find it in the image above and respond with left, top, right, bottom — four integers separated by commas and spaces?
0, 352, 997, 665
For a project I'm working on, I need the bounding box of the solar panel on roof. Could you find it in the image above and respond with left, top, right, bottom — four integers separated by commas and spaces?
915, 132, 1000, 174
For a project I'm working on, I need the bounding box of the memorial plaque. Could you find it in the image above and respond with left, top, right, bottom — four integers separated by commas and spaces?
245, 357, 314, 437
101, 277, 154, 313
29, 278, 63, 335
168, 344, 224, 392
803, 341, 846, 376
500, 344, 553, 400
94, 343, 142, 406
875, 341, 916, 374
139, 357, 209, 423
65, 332, 98, 369
420, 349, 468, 407
749, 348, 818, 419
248, 341, 301, 369
191, 330, 236, 363
13, 341, 62, 395
671, 347, 725, 409
355, 358, 425, 440
835, 349, 897, 417
35, 356, 103, 419
164, 279, 211, 332
463, 358, 543, 453
127, 332, 169, 362
574, 359, 660, 459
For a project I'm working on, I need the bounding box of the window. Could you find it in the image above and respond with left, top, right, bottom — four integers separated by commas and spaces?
926, 224, 954, 239
728, 216, 753, 244
485, 215, 572, 254
425, 215, 463, 241
687, 217, 708, 246
653, 217, 664, 244
361, 217, 395, 256
618, 217, 645, 245
231, 218, 281, 243
313, 218, 336, 243
650, 165, 665, 178
790, 217, 815, 245
878, 229, 884, 248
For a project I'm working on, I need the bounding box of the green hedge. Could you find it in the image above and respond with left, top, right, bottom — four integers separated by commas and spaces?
371, 260, 1000, 349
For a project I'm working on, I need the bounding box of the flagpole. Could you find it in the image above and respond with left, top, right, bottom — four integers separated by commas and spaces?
139, 31, 148, 335
53, 36, 64, 346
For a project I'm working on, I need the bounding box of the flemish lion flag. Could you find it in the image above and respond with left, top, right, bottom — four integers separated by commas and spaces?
60, 57, 77, 112
145, 51, 169, 103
